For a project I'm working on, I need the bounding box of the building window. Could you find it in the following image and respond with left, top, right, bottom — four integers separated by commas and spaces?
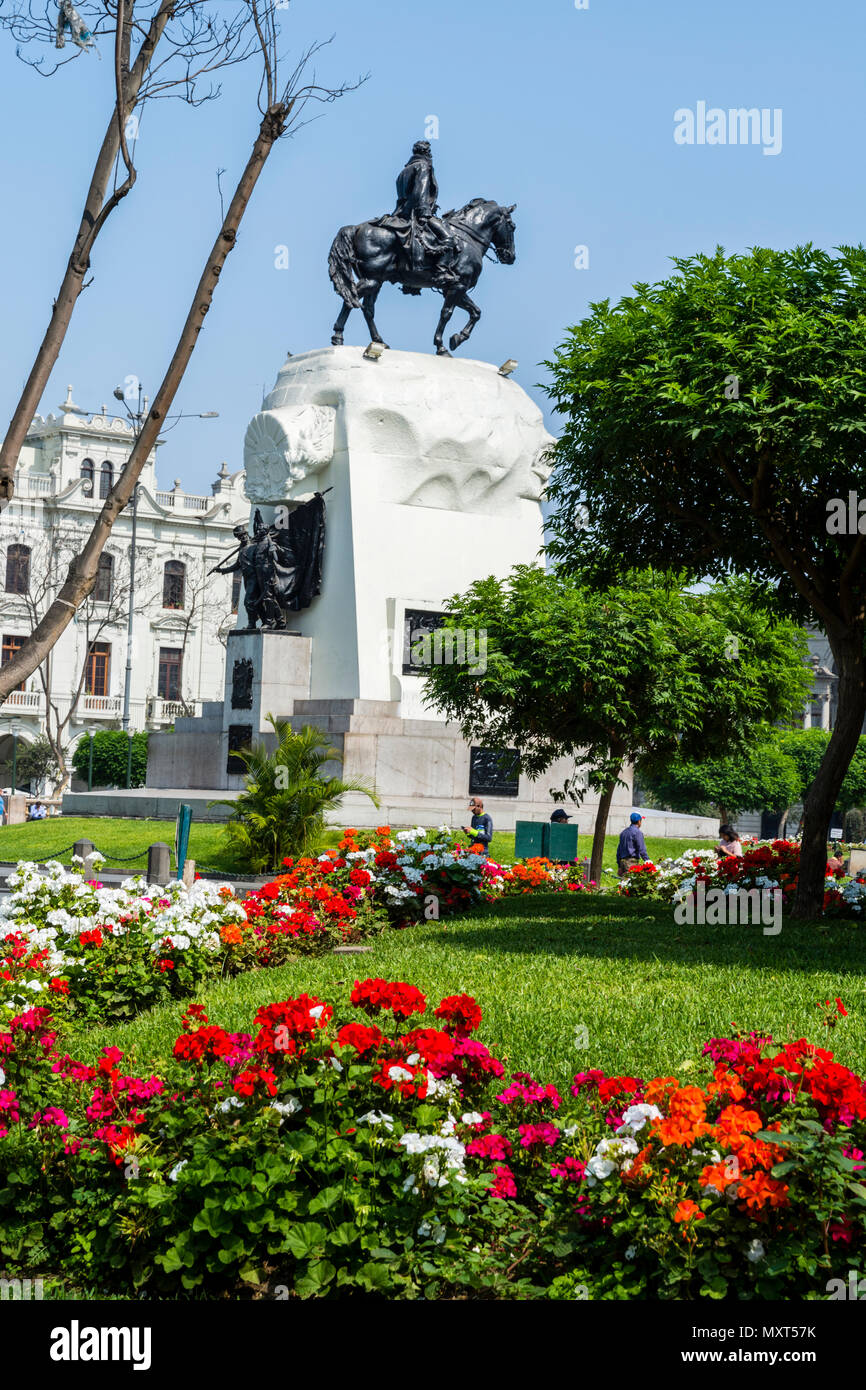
231, 570, 241, 614
80, 458, 94, 491
94, 553, 113, 604
1, 634, 26, 692
162, 559, 186, 610
99, 460, 114, 500
158, 647, 182, 701
85, 641, 111, 697
469, 746, 520, 798
5, 544, 30, 594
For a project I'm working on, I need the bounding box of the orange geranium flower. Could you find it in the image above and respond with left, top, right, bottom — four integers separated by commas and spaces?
714, 1103, 762, 1144
644, 1076, 679, 1109
654, 1086, 710, 1147
220, 923, 243, 946
729, 1136, 784, 1171
376, 826, 391, 837
673, 1199, 705, 1224
736, 1172, 789, 1212
699, 1161, 735, 1194
621, 1144, 653, 1186
706, 1065, 747, 1103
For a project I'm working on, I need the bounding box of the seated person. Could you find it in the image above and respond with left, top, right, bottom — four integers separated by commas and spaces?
27, 800, 47, 821
716, 824, 742, 858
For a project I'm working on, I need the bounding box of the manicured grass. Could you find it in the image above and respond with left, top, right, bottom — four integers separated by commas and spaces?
75, 893, 866, 1091
0, 817, 235, 873
0, 817, 709, 878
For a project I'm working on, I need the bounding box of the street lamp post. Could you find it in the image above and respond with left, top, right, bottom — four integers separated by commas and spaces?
10, 717, 21, 796
110, 384, 218, 789
87, 728, 96, 792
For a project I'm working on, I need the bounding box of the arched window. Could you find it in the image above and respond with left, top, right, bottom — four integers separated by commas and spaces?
94, 552, 113, 604
99, 460, 114, 499
162, 559, 186, 610
5, 544, 30, 595
80, 458, 94, 491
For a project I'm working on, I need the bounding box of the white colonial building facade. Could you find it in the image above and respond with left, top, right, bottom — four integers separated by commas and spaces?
0, 386, 248, 786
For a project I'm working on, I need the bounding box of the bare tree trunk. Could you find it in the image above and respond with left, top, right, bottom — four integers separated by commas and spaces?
0, 1, 175, 505
0, 101, 290, 700
794, 633, 866, 918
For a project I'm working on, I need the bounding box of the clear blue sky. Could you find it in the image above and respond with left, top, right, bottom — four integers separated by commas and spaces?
1, 0, 864, 493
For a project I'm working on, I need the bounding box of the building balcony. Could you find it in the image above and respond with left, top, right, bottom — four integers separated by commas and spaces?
146, 697, 202, 726
0, 688, 45, 714
81, 694, 122, 718
155, 490, 211, 512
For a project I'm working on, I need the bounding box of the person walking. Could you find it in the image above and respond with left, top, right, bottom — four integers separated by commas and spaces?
462, 797, 493, 857
617, 811, 649, 877
0, 789, 5, 826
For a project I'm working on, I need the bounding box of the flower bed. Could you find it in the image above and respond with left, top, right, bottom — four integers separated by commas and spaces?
0, 981, 863, 1299
616, 839, 866, 918
0, 859, 249, 1024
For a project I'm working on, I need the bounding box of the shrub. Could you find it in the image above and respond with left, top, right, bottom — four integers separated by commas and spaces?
71, 730, 148, 788
213, 719, 378, 873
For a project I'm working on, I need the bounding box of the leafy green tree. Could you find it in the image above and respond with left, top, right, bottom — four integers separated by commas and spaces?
638, 741, 801, 825
775, 728, 866, 817
544, 245, 866, 916
16, 734, 67, 793
420, 567, 810, 884
71, 731, 148, 789
214, 718, 379, 873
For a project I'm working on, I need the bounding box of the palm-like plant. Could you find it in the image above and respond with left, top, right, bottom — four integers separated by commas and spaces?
213, 717, 379, 873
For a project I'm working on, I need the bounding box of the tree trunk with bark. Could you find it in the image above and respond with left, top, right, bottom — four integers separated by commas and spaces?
589, 774, 619, 886
794, 631, 866, 918
0, 100, 291, 700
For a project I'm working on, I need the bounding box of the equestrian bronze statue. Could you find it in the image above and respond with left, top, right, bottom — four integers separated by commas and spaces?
328, 140, 516, 356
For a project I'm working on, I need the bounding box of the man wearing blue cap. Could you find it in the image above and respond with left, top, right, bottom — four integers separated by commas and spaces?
617, 812, 649, 877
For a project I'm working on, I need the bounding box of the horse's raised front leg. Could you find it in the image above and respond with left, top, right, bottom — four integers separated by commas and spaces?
434, 294, 458, 356
360, 281, 388, 348
448, 292, 482, 353
331, 300, 351, 346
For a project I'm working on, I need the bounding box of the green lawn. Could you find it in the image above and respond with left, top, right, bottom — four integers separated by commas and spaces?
0, 817, 236, 874
75, 893, 866, 1090
0, 817, 708, 878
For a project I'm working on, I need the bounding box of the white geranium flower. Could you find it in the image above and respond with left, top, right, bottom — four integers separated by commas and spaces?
617, 1103, 662, 1135
625, 1245, 636, 1260
746, 1240, 765, 1263
272, 1098, 301, 1119
461, 1111, 484, 1126
168, 1160, 188, 1182
359, 1110, 395, 1132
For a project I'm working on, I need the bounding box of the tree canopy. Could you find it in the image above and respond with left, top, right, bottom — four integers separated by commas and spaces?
543, 243, 866, 914
420, 567, 810, 882
637, 741, 801, 825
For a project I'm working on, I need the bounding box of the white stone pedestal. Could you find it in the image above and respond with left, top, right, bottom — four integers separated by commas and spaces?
146, 345, 635, 830
242, 346, 554, 710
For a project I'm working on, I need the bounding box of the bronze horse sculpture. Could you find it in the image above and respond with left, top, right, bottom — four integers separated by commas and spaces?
328, 198, 517, 356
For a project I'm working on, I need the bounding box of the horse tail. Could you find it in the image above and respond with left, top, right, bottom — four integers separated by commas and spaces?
328, 225, 361, 308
